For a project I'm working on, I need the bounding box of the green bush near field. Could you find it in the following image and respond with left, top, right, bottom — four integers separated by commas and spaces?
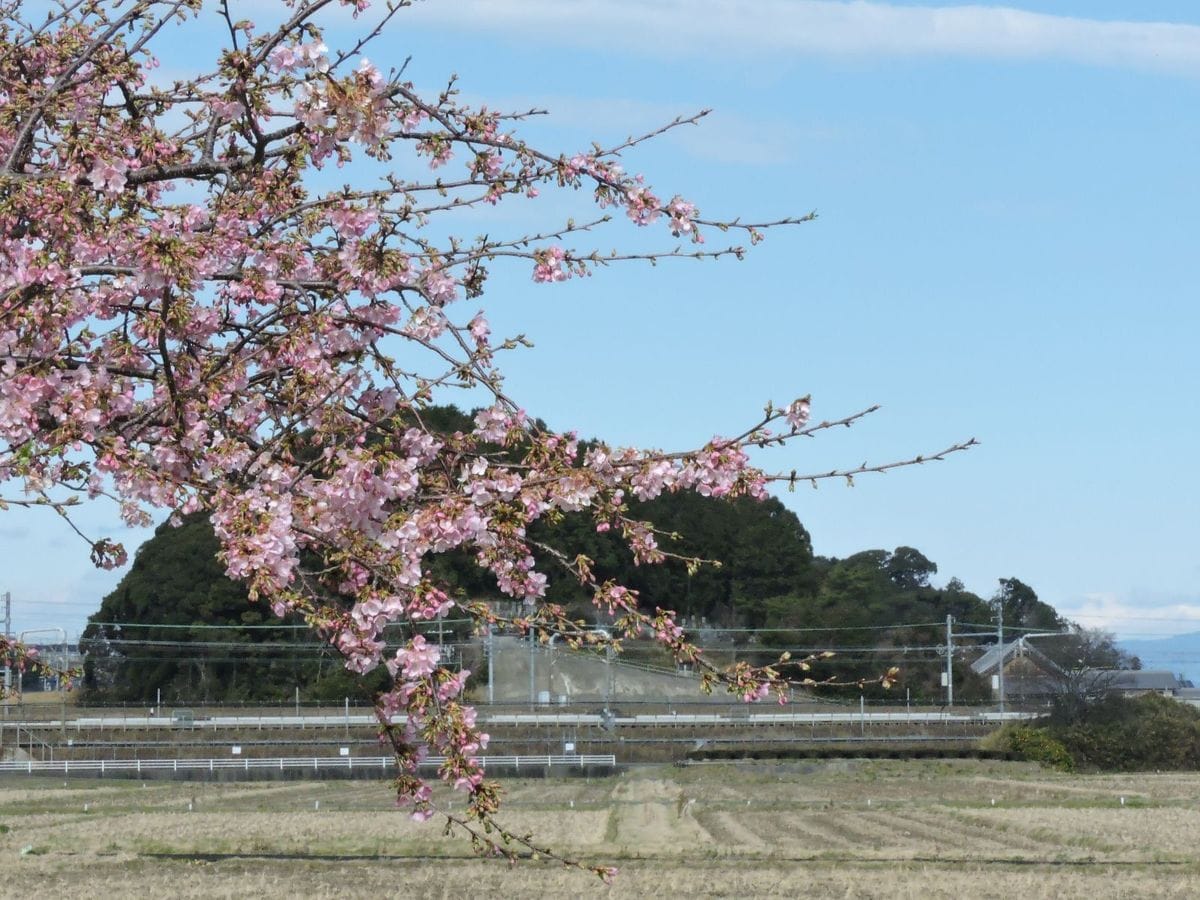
983, 725, 1075, 772
1053, 694, 1200, 771
989, 694, 1200, 772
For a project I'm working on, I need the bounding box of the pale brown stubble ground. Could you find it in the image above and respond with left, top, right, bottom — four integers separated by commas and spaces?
3, 760, 1199, 898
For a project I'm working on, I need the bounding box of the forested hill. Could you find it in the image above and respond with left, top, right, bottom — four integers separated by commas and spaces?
82, 513, 1067, 703
81, 407, 1067, 703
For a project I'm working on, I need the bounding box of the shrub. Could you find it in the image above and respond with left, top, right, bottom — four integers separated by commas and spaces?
1052, 694, 1200, 771
992, 726, 1075, 772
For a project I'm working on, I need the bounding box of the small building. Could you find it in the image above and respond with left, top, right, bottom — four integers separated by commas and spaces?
970, 638, 1063, 700
970, 640, 1183, 703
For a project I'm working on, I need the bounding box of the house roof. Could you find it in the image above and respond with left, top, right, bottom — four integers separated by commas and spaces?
970, 638, 1064, 677
1107, 669, 1182, 692
970, 640, 1022, 675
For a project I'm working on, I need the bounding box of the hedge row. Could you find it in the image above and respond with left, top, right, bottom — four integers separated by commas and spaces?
687, 747, 1020, 762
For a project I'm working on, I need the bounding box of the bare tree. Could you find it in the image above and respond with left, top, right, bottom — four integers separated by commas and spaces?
1035, 627, 1131, 724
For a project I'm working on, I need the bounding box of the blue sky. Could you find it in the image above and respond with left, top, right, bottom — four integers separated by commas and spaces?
5, 1, 1200, 646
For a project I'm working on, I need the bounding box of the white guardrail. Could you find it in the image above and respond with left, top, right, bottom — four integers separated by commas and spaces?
0, 753, 617, 776
485, 711, 1035, 726
4, 711, 1035, 730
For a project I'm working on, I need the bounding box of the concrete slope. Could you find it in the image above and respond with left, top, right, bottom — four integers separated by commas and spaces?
489, 637, 704, 703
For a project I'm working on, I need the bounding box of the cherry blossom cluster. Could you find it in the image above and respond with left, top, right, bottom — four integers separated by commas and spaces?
0, 0, 968, 878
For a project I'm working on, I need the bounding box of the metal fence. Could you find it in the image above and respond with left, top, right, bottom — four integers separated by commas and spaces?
0, 753, 616, 776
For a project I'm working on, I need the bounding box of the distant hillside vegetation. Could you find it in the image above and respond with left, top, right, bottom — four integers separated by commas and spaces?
80, 406, 1067, 704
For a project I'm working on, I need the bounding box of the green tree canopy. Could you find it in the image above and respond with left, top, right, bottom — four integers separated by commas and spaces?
80, 407, 822, 700
993, 577, 1065, 631
81, 514, 387, 703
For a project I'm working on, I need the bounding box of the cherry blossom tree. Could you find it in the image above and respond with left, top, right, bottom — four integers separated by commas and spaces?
0, 0, 972, 877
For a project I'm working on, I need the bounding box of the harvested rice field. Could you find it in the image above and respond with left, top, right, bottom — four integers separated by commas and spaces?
3, 759, 1199, 898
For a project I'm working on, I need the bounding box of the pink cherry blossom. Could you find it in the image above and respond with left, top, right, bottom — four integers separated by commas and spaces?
624, 187, 661, 226
666, 197, 698, 237
88, 158, 128, 194
785, 397, 812, 431
532, 245, 569, 283
390, 634, 441, 679
421, 268, 458, 305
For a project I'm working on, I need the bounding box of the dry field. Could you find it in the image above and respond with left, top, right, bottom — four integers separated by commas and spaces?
2, 759, 1199, 898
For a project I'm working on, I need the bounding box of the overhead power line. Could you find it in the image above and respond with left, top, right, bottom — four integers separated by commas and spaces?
87, 619, 951, 635
84, 637, 955, 654
681, 622, 947, 633
1067, 613, 1200, 624
87, 618, 477, 631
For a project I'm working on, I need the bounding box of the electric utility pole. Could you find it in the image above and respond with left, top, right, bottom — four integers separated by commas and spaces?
997, 603, 1006, 716
944, 614, 954, 707
2, 592, 10, 697
528, 627, 536, 708
486, 623, 494, 704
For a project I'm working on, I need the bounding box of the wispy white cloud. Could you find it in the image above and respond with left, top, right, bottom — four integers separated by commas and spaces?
458, 92, 823, 166
402, 1, 1200, 76
1059, 592, 1200, 639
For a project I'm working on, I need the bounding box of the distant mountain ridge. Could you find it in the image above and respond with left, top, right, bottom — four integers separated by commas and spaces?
1117, 632, 1200, 686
